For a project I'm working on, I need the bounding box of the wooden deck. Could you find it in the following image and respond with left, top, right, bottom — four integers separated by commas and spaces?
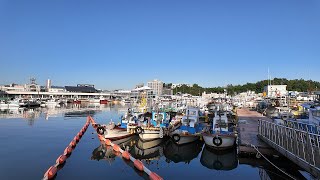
237, 108, 280, 156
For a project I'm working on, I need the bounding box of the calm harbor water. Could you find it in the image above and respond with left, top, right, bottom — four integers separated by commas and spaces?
0, 104, 312, 180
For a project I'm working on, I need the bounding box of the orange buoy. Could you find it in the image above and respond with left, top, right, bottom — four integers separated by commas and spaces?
122, 151, 130, 160
134, 160, 144, 171
56, 155, 67, 165
77, 132, 83, 137
105, 139, 111, 146
69, 140, 77, 147
74, 135, 80, 142
113, 144, 120, 152
44, 166, 57, 179
149, 172, 163, 180
64, 146, 73, 155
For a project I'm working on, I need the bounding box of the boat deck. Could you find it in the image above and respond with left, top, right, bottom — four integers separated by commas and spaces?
237, 108, 280, 156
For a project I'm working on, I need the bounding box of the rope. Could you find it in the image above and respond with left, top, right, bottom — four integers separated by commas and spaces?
245, 141, 296, 180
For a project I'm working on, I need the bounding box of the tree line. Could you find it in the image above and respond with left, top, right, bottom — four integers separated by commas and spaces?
167, 78, 320, 96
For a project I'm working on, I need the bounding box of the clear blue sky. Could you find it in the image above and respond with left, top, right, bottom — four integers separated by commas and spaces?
0, 0, 319, 90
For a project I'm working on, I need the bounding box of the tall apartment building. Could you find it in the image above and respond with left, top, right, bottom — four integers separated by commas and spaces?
147, 79, 163, 96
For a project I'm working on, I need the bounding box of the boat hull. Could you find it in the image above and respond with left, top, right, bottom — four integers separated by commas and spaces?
139, 130, 161, 141
202, 133, 236, 150
103, 128, 133, 141
171, 134, 199, 145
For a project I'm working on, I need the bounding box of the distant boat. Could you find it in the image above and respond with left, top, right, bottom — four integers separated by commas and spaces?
100, 99, 108, 104
19, 99, 40, 108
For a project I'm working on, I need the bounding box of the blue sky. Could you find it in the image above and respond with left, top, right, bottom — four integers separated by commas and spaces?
0, 0, 319, 90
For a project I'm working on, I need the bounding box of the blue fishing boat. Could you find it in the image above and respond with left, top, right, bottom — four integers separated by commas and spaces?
170, 107, 209, 145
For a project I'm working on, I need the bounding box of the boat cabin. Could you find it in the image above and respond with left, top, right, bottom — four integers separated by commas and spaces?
212, 111, 234, 134
150, 111, 170, 127
181, 107, 201, 127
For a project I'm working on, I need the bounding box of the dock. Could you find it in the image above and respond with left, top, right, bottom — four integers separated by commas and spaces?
237, 108, 280, 157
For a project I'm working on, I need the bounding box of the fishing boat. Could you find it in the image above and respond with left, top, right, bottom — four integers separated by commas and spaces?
134, 111, 180, 141
202, 110, 237, 149
169, 107, 209, 145
135, 112, 169, 141
100, 99, 108, 104
96, 109, 138, 140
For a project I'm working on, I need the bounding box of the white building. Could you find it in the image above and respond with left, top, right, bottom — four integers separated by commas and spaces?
264, 85, 287, 98
147, 79, 163, 96
172, 83, 192, 89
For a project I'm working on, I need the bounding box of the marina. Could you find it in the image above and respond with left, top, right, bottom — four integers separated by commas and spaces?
1, 1, 320, 179
0, 100, 317, 180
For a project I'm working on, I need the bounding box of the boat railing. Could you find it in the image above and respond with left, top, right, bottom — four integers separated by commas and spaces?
258, 119, 320, 177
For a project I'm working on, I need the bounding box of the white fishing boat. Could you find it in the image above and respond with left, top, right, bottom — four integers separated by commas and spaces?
202, 110, 236, 149
0, 101, 7, 109
96, 109, 138, 140
0, 100, 19, 109
97, 122, 134, 140
135, 112, 169, 141
135, 111, 180, 141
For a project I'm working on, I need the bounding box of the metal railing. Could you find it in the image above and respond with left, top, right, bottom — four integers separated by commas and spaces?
283, 119, 320, 135
258, 120, 320, 176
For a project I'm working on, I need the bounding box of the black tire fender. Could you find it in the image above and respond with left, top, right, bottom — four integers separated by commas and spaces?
212, 136, 223, 146
97, 127, 105, 135
172, 134, 181, 142
135, 126, 143, 134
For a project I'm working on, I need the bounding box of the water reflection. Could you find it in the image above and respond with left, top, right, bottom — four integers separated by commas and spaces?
91, 135, 138, 162
130, 138, 166, 163
164, 139, 203, 164
200, 145, 238, 170
0, 103, 120, 122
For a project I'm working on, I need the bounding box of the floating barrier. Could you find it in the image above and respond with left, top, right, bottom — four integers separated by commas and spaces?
42, 118, 91, 180
44, 116, 163, 180
89, 116, 163, 180
56, 155, 67, 165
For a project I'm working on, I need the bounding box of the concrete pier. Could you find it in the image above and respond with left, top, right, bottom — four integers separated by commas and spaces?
237, 108, 280, 156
